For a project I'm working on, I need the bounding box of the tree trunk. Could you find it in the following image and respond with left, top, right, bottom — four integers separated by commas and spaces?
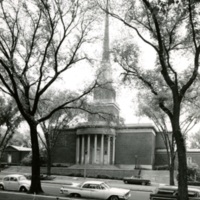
175, 129, 188, 200
45, 132, 52, 176
29, 122, 43, 194
46, 149, 51, 176
0, 150, 3, 164
169, 139, 176, 185
169, 162, 175, 185
166, 141, 175, 185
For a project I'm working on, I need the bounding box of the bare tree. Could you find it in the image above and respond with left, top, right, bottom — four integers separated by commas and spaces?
0, 0, 100, 194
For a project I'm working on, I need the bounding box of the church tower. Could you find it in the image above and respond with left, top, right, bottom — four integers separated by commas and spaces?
91, 0, 120, 123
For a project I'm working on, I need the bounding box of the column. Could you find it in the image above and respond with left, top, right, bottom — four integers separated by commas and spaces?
112, 136, 115, 164
94, 135, 97, 164
76, 136, 80, 164
87, 135, 90, 164
81, 135, 85, 164
107, 136, 111, 164
100, 134, 104, 164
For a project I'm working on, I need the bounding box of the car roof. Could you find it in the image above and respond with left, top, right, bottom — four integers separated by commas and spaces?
159, 185, 200, 193
82, 181, 105, 185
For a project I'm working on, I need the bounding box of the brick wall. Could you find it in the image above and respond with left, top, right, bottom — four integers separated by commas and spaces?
52, 125, 157, 167
154, 152, 169, 166
115, 128, 155, 167
52, 129, 76, 165
155, 132, 172, 149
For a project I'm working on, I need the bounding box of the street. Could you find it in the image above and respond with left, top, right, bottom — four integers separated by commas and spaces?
0, 182, 152, 200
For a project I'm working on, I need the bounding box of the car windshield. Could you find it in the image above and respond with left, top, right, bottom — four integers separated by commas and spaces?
100, 183, 110, 189
18, 176, 27, 181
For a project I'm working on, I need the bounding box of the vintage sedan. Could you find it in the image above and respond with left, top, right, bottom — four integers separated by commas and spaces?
0, 174, 31, 192
60, 180, 131, 200
123, 176, 151, 185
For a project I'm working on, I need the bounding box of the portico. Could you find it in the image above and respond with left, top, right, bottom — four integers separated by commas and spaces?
75, 128, 116, 165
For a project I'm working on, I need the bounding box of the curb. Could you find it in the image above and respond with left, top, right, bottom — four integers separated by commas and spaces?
0, 190, 71, 200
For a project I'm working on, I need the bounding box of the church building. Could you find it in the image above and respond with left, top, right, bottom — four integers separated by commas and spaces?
52, 1, 198, 170
52, 1, 159, 170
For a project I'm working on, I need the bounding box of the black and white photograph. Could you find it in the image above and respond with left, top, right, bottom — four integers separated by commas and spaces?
0, 0, 200, 200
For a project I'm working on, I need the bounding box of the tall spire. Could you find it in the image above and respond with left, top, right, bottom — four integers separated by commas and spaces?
101, 0, 112, 82
102, 0, 110, 62
93, 0, 116, 103
89, 0, 120, 123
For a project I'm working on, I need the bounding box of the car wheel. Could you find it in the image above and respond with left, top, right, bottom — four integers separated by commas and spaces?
0, 184, 4, 190
124, 180, 128, 184
141, 182, 146, 185
20, 186, 27, 192
110, 195, 119, 200
73, 193, 81, 198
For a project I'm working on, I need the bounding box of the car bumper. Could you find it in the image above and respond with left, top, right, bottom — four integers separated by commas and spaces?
119, 192, 131, 200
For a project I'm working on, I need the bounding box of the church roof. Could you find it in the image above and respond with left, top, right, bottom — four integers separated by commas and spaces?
7, 145, 31, 152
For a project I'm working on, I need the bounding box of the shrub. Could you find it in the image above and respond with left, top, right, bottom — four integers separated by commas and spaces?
21, 153, 32, 166
96, 174, 110, 179
21, 152, 47, 166
177, 166, 198, 182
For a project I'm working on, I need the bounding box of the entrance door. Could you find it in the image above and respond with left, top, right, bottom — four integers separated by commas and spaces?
92, 147, 101, 164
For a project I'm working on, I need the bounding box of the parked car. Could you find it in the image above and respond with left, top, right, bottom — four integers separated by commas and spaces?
150, 185, 200, 200
0, 174, 31, 192
60, 180, 131, 200
123, 176, 151, 185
